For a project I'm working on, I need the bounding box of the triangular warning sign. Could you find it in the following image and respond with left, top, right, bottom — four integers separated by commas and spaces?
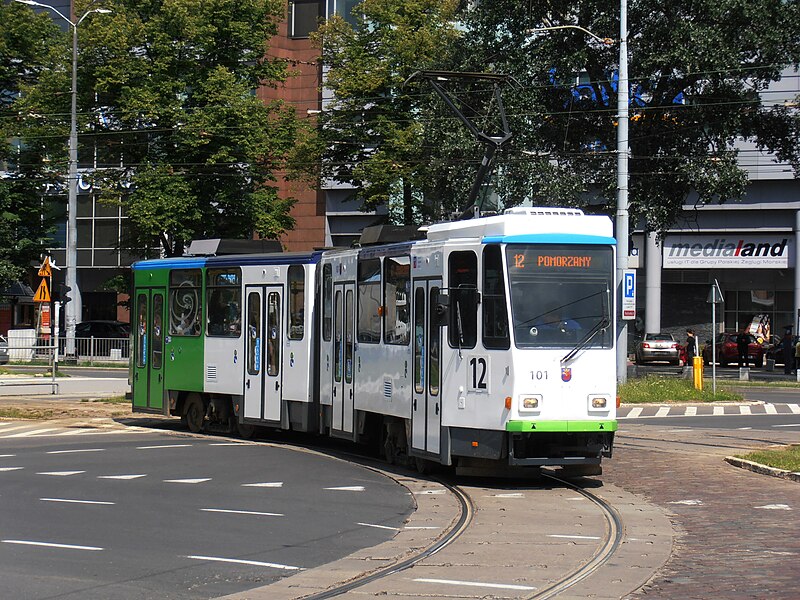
38, 257, 51, 277
33, 278, 50, 303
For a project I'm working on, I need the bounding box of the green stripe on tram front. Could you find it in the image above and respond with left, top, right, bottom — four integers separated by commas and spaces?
506, 420, 618, 433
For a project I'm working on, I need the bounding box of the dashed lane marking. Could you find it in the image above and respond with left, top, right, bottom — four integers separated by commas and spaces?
186, 555, 302, 571
242, 482, 283, 488
754, 504, 792, 510
0, 467, 23, 472
97, 474, 146, 480
36, 471, 85, 477
41, 498, 114, 506
0, 454, 16, 458
413, 578, 536, 591
137, 444, 192, 450
324, 486, 365, 492
47, 448, 105, 455
2, 540, 103, 551
164, 478, 211, 484
547, 534, 601, 540
358, 522, 400, 531
201, 508, 283, 517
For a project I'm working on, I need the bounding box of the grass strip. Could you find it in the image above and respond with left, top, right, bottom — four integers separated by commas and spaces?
736, 445, 800, 472
620, 376, 742, 404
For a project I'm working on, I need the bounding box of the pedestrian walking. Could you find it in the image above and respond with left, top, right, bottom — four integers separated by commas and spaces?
737, 327, 750, 368
685, 329, 698, 363
781, 329, 794, 375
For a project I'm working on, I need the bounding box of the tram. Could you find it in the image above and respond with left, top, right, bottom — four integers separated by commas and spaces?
131, 207, 617, 475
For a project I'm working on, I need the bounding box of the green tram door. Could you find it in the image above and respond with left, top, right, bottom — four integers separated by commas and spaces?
132, 288, 167, 412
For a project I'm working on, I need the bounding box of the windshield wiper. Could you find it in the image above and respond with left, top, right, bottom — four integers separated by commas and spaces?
561, 316, 610, 365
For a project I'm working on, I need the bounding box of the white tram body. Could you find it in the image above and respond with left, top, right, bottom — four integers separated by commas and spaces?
132, 208, 617, 475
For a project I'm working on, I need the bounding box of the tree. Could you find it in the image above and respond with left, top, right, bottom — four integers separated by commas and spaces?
0, 3, 63, 289
311, 0, 464, 225
457, 0, 800, 232
14, 0, 301, 259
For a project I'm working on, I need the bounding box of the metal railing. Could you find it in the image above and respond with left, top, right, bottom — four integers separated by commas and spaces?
6, 336, 130, 365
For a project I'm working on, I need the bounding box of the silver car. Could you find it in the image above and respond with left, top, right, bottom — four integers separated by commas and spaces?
635, 333, 680, 365
0, 335, 8, 365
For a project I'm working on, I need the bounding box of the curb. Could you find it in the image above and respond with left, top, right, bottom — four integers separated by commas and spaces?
724, 456, 800, 483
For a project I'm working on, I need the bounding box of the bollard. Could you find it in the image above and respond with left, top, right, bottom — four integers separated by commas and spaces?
692, 356, 703, 390
739, 367, 750, 381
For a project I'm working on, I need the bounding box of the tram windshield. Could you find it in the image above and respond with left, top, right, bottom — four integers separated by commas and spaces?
506, 244, 613, 349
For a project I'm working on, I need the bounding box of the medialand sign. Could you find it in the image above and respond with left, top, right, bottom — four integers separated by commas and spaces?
663, 234, 794, 269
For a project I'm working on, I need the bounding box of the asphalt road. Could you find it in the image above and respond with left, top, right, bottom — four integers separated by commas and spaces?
0, 426, 414, 600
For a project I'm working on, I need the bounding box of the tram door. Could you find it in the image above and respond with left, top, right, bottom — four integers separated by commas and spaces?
411, 279, 442, 457
132, 288, 166, 412
331, 283, 355, 435
243, 285, 283, 422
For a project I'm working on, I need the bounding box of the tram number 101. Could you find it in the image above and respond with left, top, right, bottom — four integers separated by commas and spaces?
468, 356, 489, 391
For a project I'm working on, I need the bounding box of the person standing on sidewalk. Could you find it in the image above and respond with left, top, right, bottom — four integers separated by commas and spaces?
794, 336, 800, 375
685, 329, 698, 364
737, 328, 750, 368
781, 329, 793, 375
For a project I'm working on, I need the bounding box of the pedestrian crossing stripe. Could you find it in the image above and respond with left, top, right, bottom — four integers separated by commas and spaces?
619, 403, 800, 418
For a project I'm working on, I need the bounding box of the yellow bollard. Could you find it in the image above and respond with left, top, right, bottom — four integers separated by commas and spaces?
693, 356, 703, 390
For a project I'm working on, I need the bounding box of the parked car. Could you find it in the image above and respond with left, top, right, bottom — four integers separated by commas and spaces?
702, 332, 764, 368
765, 335, 799, 367
0, 335, 8, 365
635, 333, 681, 365
75, 320, 130, 339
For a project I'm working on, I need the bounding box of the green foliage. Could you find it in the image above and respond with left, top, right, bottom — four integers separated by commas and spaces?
736, 445, 800, 472
619, 376, 742, 403
0, 4, 63, 290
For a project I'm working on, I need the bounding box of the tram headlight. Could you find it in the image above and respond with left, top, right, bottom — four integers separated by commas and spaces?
588, 395, 610, 411
519, 395, 542, 412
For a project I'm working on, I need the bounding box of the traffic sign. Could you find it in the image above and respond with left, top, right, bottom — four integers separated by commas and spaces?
622, 269, 636, 320
38, 257, 52, 278
33, 278, 51, 303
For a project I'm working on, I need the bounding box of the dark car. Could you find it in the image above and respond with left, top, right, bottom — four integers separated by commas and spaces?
635, 333, 681, 365
702, 332, 764, 368
765, 335, 799, 367
76, 320, 130, 339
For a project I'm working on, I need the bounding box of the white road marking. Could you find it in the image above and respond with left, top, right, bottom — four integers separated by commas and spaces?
0, 422, 12, 426
357, 522, 400, 531
0, 467, 23, 472
416, 489, 446, 495
0, 454, 16, 458
37, 471, 85, 476
413, 578, 536, 591
764, 404, 778, 415
0, 425, 40, 435
209, 443, 248, 446
772, 423, 800, 428
740, 405, 752, 415
685, 406, 697, 417
626, 407, 643, 418
5, 428, 61, 438
754, 504, 792, 510
98, 474, 146, 480
137, 444, 192, 450
666, 429, 693, 433
47, 448, 105, 455
713, 406, 725, 416
242, 482, 283, 488
405, 526, 440, 530
654, 407, 670, 418
3, 540, 103, 551
668, 499, 704, 505
41, 498, 114, 505
490, 493, 525, 498
201, 508, 283, 517
547, 534, 601, 540
164, 478, 211, 484
737, 427, 753, 430
186, 555, 301, 570
788, 404, 800, 414
324, 486, 365, 492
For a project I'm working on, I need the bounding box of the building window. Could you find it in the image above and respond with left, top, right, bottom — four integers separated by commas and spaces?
289, 0, 320, 38
206, 268, 242, 337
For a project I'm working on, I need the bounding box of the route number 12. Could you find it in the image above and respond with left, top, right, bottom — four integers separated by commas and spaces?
469, 356, 489, 392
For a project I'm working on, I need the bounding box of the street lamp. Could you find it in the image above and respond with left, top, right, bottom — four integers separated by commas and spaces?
526, 5, 630, 383
14, 0, 111, 358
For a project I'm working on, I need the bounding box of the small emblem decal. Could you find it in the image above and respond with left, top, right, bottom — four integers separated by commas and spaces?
561, 367, 572, 382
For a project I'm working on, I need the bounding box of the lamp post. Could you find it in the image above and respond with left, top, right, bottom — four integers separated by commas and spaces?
527, 2, 630, 383
14, 0, 111, 358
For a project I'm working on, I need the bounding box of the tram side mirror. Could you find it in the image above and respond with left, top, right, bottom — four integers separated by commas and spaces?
435, 293, 450, 326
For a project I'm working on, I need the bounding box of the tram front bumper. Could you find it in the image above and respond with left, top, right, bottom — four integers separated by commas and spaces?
505, 420, 616, 466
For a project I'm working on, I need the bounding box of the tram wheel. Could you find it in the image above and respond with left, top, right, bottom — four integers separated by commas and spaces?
236, 421, 256, 439
414, 457, 429, 475
184, 394, 205, 433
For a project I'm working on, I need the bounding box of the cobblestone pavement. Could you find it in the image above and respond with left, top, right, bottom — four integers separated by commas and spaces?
604, 425, 800, 600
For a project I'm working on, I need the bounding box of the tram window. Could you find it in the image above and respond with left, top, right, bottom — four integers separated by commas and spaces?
152, 294, 164, 370
288, 265, 305, 340
169, 269, 202, 336
322, 264, 332, 342
414, 287, 424, 394
482, 245, 510, 350
247, 292, 261, 376
267, 292, 281, 376
384, 255, 410, 345
448, 251, 478, 349
334, 290, 342, 383
206, 268, 242, 337
429, 287, 440, 396
345, 289, 354, 383
357, 258, 381, 343
136, 294, 147, 368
